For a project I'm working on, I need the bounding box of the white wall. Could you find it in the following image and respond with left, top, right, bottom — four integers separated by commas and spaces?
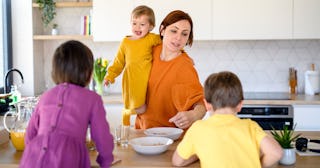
10, 2, 320, 96
11, 0, 34, 96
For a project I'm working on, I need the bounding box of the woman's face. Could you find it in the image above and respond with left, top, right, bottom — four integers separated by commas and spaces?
161, 19, 191, 52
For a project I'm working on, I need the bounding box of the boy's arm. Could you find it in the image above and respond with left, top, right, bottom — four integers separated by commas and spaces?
260, 135, 283, 167
172, 150, 198, 167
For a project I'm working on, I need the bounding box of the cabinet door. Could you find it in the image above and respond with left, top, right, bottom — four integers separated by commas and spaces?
134, 0, 212, 40
294, 0, 320, 39
212, 0, 292, 40
293, 105, 320, 131
92, 0, 134, 41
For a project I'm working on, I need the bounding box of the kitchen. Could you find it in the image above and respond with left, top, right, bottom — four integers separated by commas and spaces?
1, 0, 320, 167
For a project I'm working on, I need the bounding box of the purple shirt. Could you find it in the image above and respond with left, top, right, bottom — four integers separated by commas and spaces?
20, 83, 114, 168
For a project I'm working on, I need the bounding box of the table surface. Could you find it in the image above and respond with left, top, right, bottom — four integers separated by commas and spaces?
1, 130, 320, 168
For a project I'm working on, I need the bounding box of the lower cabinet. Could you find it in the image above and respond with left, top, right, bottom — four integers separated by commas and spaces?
104, 104, 136, 129
293, 105, 320, 131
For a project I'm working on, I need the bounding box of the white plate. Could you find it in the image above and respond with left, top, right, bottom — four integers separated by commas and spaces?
129, 137, 173, 155
144, 127, 183, 141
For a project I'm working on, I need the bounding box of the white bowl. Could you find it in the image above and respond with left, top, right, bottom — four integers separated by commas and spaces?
129, 137, 173, 155
144, 127, 183, 141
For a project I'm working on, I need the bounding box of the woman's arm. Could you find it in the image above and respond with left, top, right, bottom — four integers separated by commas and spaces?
169, 102, 206, 129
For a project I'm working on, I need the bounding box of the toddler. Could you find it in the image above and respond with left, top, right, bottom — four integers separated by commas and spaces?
105, 5, 161, 126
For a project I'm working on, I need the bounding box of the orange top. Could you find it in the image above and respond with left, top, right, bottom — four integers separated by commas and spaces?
135, 44, 204, 129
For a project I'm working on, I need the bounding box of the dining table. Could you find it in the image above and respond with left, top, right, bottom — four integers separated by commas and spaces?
1, 128, 320, 168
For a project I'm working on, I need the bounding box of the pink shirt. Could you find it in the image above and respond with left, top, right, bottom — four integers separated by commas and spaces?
20, 83, 114, 168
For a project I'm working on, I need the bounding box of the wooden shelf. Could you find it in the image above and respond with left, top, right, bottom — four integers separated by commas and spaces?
32, 2, 92, 8
33, 35, 93, 40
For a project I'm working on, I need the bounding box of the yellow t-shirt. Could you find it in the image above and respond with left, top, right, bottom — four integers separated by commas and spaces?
177, 114, 266, 168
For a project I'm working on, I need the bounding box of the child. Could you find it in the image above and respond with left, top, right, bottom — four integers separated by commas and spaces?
20, 40, 114, 168
104, 5, 161, 126
172, 71, 283, 168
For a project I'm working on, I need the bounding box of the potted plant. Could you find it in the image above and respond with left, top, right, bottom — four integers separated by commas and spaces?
36, 0, 56, 27
270, 124, 301, 165
51, 23, 58, 35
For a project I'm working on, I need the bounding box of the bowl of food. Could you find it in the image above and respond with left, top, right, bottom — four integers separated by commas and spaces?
129, 137, 173, 155
144, 127, 183, 141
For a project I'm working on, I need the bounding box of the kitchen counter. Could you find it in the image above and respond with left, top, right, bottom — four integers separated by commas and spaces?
103, 93, 320, 105
1, 130, 319, 168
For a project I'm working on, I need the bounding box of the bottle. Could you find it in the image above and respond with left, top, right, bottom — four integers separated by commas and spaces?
9, 85, 21, 104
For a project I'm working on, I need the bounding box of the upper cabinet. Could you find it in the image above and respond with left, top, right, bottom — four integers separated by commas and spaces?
93, 0, 211, 41
212, 0, 292, 40
293, 0, 320, 39
93, 0, 320, 41
133, 0, 212, 40
92, 0, 134, 41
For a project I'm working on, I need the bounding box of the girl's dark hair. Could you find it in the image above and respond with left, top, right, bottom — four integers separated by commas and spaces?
204, 71, 244, 110
51, 40, 93, 87
159, 10, 193, 47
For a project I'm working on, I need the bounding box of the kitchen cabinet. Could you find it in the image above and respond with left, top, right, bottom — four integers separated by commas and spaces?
92, 0, 211, 41
104, 104, 136, 129
293, 105, 320, 131
133, 0, 212, 40
293, 0, 320, 39
212, 0, 292, 40
92, 0, 134, 41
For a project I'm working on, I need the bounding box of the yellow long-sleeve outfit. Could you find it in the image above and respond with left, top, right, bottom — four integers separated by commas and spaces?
105, 33, 161, 125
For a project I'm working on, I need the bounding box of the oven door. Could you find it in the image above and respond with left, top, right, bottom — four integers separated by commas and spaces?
240, 117, 293, 130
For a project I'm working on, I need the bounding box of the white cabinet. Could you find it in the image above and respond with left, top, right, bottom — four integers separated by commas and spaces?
104, 104, 136, 129
293, 0, 320, 39
92, 0, 211, 41
134, 0, 212, 40
293, 105, 320, 131
92, 0, 134, 41
212, 0, 292, 40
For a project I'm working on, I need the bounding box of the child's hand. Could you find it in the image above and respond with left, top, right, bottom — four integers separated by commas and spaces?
104, 80, 110, 86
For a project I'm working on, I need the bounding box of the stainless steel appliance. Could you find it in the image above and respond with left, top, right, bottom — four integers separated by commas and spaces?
238, 105, 293, 130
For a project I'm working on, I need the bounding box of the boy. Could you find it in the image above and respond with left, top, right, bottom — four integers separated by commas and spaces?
172, 71, 283, 168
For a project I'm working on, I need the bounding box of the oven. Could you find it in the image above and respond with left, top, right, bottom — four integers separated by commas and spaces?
238, 105, 293, 130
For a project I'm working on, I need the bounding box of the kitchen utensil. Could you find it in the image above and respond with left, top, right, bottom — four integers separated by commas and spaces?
144, 127, 183, 141
129, 136, 173, 155
305, 71, 320, 95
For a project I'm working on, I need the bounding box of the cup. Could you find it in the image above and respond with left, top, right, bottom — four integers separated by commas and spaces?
114, 125, 121, 145
114, 125, 130, 147
120, 125, 130, 146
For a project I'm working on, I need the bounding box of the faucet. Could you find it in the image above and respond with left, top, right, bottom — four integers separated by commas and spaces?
4, 68, 24, 94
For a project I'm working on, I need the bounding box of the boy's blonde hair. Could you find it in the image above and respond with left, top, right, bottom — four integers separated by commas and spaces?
132, 5, 156, 28
204, 71, 244, 110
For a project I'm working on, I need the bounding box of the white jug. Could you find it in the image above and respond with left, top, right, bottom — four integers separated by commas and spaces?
305, 71, 320, 95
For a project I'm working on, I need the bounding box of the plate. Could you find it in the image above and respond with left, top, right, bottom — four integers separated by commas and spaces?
144, 127, 183, 140
129, 137, 173, 155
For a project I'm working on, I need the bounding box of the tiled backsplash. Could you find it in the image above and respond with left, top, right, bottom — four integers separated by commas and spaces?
44, 40, 320, 94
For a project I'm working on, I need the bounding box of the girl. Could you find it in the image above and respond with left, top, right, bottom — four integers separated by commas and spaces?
20, 40, 114, 168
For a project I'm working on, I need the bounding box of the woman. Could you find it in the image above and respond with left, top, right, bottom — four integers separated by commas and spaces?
135, 10, 206, 130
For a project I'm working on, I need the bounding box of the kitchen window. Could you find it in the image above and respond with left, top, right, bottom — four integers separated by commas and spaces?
0, 0, 13, 93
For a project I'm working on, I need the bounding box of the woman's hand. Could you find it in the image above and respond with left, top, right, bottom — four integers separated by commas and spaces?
169, 104, 206, 129
169, 111, 193, 129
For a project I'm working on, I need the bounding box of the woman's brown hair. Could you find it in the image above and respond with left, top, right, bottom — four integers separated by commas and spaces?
159, 10, 193, 47
51, 40, 93, 87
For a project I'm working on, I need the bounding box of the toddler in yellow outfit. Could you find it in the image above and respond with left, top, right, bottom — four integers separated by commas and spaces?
104, 5, 161, 126
172, 71, 283, 168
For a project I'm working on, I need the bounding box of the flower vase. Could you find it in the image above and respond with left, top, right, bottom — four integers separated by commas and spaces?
95, 81, 104, 96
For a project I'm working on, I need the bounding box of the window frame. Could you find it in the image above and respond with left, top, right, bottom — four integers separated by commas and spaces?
1, 0, 13, 93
